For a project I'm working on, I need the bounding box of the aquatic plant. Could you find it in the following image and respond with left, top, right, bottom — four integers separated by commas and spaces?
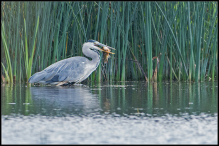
1, 2, 218, 83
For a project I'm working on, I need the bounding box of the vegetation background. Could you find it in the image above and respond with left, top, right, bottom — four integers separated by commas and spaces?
1, 2, 218, 84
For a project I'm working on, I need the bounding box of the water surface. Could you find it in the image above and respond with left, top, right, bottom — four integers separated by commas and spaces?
1, 81, 218, 144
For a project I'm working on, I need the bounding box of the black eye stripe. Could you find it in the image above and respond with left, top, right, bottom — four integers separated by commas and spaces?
90, 48, 100, 54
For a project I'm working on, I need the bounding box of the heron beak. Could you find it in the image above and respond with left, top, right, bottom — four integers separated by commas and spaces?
103, 50, 115, 54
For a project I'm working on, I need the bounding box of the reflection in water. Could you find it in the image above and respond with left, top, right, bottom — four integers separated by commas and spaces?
90, 81, 217, 116
30, 86, 100, 116
1, 81, 218, 117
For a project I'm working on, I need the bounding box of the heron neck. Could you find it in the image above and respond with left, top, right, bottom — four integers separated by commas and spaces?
82, 45, 101, 65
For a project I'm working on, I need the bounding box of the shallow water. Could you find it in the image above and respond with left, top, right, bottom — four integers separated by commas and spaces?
1, 81, 218, 144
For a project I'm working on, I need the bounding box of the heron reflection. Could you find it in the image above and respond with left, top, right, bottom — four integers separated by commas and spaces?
30, 86, 100, 115
28, 40, 115, 86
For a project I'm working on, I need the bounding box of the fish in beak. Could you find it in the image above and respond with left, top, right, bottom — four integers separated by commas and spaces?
91, 39, 116, 54
87, 39, 116, 63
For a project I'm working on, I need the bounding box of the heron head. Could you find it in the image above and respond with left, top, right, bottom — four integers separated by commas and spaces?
86, 39, 115, 54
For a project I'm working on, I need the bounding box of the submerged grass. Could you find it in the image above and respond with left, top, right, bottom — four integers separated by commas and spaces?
1, 2, 218, 83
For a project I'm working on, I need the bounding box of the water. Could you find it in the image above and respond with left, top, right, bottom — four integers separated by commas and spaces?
1, 81, 218, 144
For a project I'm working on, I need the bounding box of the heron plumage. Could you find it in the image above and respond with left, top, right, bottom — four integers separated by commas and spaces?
28, 40, 113, 85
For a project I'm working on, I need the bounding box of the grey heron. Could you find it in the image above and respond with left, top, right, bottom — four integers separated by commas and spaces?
28, 40, 115, 86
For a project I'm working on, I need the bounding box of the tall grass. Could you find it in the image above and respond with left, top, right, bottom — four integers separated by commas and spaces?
1, 2, 218, 84
1, 22, 13, 83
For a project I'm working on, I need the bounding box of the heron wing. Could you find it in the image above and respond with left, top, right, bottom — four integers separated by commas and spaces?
28, 57, 90, 84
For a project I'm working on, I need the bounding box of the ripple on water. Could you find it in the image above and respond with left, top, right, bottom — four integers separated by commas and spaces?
1, 113, 217, 144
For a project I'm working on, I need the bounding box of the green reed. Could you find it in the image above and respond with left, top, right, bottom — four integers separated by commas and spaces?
1, 2, 218, 83
2, 22, 12, 83
24, 16, 39, 82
